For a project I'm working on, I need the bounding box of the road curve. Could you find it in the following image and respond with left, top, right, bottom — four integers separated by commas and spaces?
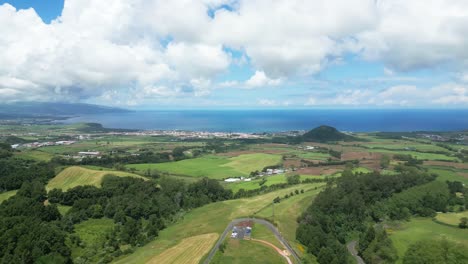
251, 239, 293, 264
203, 218, 301, 264
346, 240, 365, 264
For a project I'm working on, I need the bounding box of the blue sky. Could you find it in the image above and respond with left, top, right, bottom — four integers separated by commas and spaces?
0, 0, 467, 109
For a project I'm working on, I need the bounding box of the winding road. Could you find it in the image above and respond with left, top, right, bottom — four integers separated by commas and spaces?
347, 240, 365, 264
203, 218, 301, 264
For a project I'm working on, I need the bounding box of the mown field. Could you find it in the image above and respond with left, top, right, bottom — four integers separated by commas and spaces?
47, 166, 146, 191
388, 218, 468, 264
112, 183, 324, 264
127, 153, 282, 179
211, 239, 287, 264
147, 233, 219, 264
435, 211, 468, 226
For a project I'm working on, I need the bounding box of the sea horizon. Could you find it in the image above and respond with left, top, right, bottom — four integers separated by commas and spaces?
60, 109, 468, 133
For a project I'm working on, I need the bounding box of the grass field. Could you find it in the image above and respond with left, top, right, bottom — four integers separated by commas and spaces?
225, 174, 327, 193
47, 166, 147, 191
211, 239, 287, 264
0, 190, 17, 204
14, 150, 55, 161
127, 153, 282, 179
360, 142, 449, 152
147, 233, 219, 264
72, 218, 114, 260
428, 167, 468, 185
367, 148, 458, 161
388, 217, 468, 263
435, 211, 468, 226
256, 186, 324, 263
113, 183, 324, 264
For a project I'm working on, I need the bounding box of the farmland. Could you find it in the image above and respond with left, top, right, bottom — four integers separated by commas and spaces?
388, 218, 468, 263
435, 211, 468, 226
127, 153, 282, 179
113, 183, 324, 264
147, 233, 219, 264
46, 166, 146, 191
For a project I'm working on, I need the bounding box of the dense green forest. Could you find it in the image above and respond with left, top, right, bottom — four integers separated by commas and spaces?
0, 144, 233, 263
296, 164, 468, 264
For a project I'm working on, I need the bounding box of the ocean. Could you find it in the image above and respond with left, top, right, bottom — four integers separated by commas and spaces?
60, 109, 468, 133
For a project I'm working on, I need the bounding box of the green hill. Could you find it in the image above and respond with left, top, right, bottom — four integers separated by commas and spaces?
302, 125, 356, 142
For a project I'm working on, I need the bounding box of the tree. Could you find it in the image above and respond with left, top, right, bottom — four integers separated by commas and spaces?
273, 197, 281, 203
286, 174, 300, 185
380, 155, 390, 169
403, 239, 468, 264
459, 217, 468, 229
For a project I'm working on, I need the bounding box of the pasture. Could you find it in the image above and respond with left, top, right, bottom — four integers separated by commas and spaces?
46, 166, 146, 191
388, 218, 468, 263
225, 174, 328, 193
127, 153, 282, 179
435, 211, 468, 226
428, 167, 468, 185
113, 183, 324, 264
210, 239, 287, 264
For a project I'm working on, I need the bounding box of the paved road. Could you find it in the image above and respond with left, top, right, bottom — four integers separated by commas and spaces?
203, 218, 301, 264
347, 240, 365, 264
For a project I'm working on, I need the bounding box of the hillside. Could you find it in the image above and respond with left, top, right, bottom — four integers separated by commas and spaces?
302, 125, 357, 142
46, 166, 146, 191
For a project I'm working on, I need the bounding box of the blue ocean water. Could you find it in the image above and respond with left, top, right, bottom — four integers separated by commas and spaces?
61, 109, 468, 132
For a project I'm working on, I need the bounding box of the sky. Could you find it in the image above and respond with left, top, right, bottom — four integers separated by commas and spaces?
0, 0, 467, 109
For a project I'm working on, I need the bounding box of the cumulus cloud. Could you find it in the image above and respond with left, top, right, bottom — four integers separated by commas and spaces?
245, 71, 282, 88
1, 0, 468, 106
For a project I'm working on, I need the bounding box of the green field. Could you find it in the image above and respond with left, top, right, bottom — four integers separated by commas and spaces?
127, 153, 282, 179
361, 142, 449, 152
71, 218, 115, 260
367, 149, 458, 161
435, 211, 468, 226
388, 218, 468, 263
428, 167, 468, 185
225, 174, 328, 193
256, 186, 324, 262
47, 166, 147, 191
113, 183, 324, 264
211, 239, 287, 264
14, 150, 55, 161
0, 190, 17, 204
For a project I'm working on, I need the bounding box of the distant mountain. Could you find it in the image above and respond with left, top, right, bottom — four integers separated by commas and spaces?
0, 102, 130, 118
302, 125, 357, 142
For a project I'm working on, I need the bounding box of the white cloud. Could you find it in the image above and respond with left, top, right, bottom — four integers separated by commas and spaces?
245, 71, 282, 88
358, 0, 468, 71
1, 0, 468, 106
258, 99, 276, 106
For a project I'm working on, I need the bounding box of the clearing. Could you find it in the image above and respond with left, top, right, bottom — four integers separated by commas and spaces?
0, 190, 17, 204
435, 211, 468, 226
47, 166, 146, 191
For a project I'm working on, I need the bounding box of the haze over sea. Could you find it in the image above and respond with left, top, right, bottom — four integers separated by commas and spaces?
60, 109, 468, 133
